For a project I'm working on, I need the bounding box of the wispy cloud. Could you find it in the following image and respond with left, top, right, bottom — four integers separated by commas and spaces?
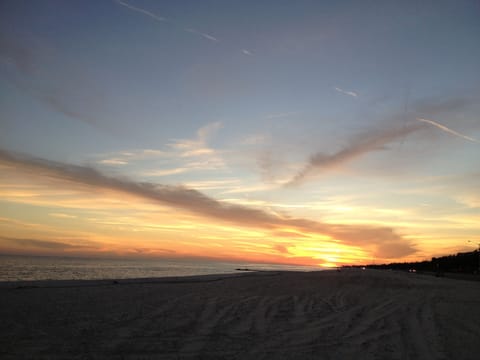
95, 149, 168, 165
93, 123, 225, 176
49, 213, 77, 219
114, 1, 254, 55
286, 123, 425, 186
114, 0, 220, 42
0, 148, 416, 258
143, 168, 189, 177
98, 158, 129, 166
416, 118, 479, 143
223, 183, 280, 194
116, 0, 221, 44
182, 179, 240, 191
184, 28, 219, 42
334, 87, 358, 98
0, 33, 110, 130
115, 0, 166, 22
0, 236, 95, 250
168, 121, 223, 159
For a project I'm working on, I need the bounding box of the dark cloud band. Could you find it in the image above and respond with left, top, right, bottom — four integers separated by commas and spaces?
0, 148, 416, 258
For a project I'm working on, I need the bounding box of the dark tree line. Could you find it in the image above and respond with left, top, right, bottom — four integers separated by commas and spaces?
346, 250, 480, 274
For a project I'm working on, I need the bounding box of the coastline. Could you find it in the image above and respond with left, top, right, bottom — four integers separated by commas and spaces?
0, 254, 319, 282
1, 269, 479, 359
0, 270, 280, 289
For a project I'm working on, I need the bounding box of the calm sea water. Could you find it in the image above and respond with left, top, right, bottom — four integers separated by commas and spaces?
0, 254, 318, 281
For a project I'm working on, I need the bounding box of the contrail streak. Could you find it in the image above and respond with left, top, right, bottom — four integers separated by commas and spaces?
416, 118, 479, 143
116, 0, 220, 43
334, 87, 358, 98
115, 0, 166, 22
114, 0, 255, 54
184, 28, 219, 42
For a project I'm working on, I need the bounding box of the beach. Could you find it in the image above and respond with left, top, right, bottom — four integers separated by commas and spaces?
1, 269, 479, 359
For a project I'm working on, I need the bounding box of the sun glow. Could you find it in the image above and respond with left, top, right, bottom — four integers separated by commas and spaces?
1, 142, 478, 267
0, 169, 369, 265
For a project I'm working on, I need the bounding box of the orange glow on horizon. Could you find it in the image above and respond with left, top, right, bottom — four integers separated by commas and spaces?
1, 166, 477, 267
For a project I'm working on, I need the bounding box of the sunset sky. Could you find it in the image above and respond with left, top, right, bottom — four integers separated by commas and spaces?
1, 0, 479, 267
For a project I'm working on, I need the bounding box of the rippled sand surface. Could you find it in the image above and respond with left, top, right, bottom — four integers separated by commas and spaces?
1, 270, 479, 359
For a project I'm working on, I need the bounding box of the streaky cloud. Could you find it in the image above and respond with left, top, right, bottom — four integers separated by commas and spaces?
168, 121, 223, 164
0, 33, 113, 132
334, 87, 358, 98
115, 0, 167, 22
184, 28, 219, 42
144, 168, 188, 177
0, 148, 415, 259
114, 1, 257, 54
116, 0, 220, 44
286, 123, 425, 186
98, 158, 129, 166
0, 236, 96, 250
416, 118, 479, 143
49, 213, 77, 219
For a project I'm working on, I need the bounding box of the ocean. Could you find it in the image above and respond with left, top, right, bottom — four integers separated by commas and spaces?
0, 254, 318, 281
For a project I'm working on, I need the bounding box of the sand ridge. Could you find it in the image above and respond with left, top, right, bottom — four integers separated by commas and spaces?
1, 269, 479, 359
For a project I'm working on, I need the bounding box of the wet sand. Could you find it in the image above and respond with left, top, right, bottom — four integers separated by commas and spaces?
1, 269, 479, 359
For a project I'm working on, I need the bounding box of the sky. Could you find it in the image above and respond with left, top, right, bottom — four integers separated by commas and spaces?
1, 0, 479, 268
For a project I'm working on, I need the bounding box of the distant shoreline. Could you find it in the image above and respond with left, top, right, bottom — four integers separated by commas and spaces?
0, 270, 280, 289
0, 254, 320, 282
2, 267, 479, 290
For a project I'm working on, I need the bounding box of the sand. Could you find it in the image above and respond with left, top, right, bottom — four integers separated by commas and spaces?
1, 269, 479, 359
